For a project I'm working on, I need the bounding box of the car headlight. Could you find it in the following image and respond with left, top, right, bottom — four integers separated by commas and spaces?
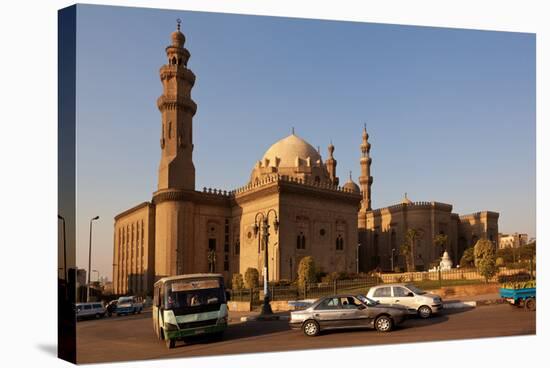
217, 316, 228, 324
165, 322, 179, 331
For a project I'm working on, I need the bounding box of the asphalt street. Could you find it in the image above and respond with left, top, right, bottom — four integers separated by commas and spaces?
76, 304, 536, 364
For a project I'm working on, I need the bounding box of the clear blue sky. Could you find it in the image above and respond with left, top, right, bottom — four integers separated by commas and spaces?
74, 4, 535, 280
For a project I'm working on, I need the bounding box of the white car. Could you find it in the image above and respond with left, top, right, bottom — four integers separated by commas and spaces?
76, 302, 106, 320
366, 283, 442, 318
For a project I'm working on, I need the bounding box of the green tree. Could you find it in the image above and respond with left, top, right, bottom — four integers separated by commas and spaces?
244, 267, 259, 289
297, 256, 317, 289
460, 247, 475, 267
400, 228, 424, 272
474, 238, 498, 283
231, 273, 244, 290
433, 233, 448, 256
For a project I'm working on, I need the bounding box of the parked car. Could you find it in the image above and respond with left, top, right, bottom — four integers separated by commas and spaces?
106, 300, 118, 317
116, 296, 143, 315
289, 294, 408, 336
366, 283, 442, 318
76, 302, 106, 320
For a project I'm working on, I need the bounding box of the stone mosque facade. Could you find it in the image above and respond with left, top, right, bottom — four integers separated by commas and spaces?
113, 23, 499, 295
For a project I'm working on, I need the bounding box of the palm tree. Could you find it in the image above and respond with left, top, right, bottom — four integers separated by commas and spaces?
401, 228, 424, 272
434, 233, 448, 257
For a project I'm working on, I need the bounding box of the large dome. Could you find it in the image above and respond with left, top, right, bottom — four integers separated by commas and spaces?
261, 134, 321, 168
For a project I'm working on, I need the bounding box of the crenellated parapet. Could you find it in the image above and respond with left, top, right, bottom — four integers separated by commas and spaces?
459, 211, 500, 221
369, 200, 453, 216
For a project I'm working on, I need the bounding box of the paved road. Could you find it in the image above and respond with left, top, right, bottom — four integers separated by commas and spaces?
77, 305, 535, 364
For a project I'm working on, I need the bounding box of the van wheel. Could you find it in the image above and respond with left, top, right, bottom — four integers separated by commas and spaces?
95, 313, 101, 319
418, 306, 432, 318
166, 338, 175, 349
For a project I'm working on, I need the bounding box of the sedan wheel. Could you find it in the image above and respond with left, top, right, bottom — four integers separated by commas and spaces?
418, 306, 432, 318
302, 320, 320, 337
375, 316, 393, 332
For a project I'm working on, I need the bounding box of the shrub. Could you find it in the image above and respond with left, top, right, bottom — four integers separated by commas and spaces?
460, 247, 475, 267
321, 272, 340, 283
244, 267, 259, 289
495, 257, 505, 267
231, 273, 244, 290
297, 256, 316, 289
474, 238, 497, 283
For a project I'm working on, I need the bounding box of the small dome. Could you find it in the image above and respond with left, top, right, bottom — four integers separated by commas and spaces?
261, 134, 321, 168
343, 173, 360, 193
171, 30, 185, 47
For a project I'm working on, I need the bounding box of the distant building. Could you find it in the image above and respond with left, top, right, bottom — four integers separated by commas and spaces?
498, 233, 529, 249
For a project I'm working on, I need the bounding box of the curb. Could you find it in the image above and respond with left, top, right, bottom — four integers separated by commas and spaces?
240, 315, 290, 322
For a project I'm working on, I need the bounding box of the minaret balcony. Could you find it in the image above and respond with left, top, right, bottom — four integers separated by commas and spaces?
157, 95, 197, 115
160, 65, 196, 85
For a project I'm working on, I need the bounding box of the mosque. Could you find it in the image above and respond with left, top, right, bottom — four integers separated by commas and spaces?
112, 22, 498, 295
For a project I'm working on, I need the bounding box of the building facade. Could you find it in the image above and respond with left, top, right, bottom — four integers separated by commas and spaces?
113, 23, 362, 295
113, 22, 499, 295
356, 128, 499, 271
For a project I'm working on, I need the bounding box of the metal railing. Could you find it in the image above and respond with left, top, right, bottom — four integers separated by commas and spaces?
228, 266, 535, 303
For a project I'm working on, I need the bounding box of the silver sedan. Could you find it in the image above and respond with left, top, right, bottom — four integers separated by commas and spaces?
289, 294, 408, 336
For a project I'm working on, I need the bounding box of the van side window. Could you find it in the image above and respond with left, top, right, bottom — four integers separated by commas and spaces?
153, 286, 159, 306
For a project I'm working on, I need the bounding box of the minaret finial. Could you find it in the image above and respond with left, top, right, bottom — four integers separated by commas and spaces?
349, 170, 352, 180
292, 127, 295, 135
176, 18, 182, 31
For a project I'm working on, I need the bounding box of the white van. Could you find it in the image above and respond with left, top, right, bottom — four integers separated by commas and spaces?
76, 302, 106, 320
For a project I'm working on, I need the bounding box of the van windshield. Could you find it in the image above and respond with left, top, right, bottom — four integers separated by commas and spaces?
165, 278, 225, 313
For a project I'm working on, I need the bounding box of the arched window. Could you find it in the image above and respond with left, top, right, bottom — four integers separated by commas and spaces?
171, 56, 176, 65
335, 235, 344, 250
296, 232, 306, 250
235, 239, 240, 255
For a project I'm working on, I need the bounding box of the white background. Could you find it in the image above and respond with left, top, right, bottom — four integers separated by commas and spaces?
0, 0, 547, 367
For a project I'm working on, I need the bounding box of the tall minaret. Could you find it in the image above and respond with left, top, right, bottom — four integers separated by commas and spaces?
359, 124, 373, 210
154, 20, 199, 280
157, 19, 197, 191
326, 141, 339, 186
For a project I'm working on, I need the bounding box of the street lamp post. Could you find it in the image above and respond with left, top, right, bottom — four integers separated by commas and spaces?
356, 243, 361, 274
87, 215, 99, 302
58, 215, 67, 282
391, 248, 396, 271
253, 209, 279, 316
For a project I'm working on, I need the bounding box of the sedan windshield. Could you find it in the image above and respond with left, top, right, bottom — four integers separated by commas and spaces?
357, 294, 379, 305
405, 284, 426, 295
